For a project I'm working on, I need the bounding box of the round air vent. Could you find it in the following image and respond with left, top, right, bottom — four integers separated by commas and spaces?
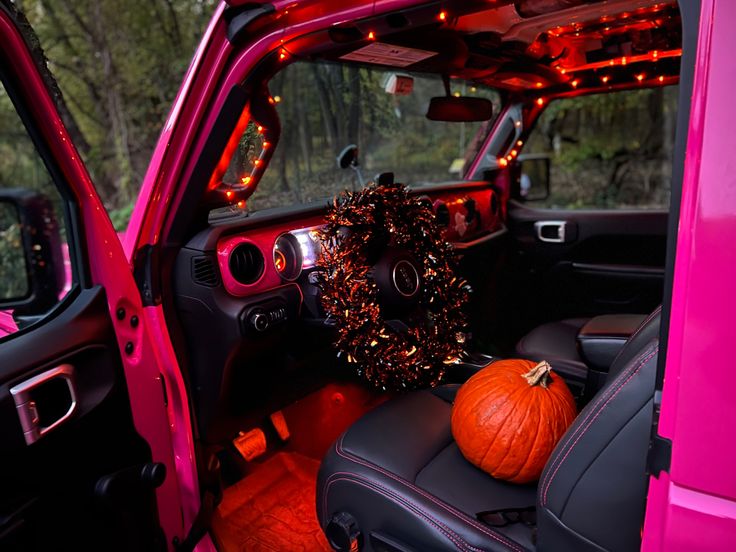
229, 242, 264, 285
434, 201, 450, 227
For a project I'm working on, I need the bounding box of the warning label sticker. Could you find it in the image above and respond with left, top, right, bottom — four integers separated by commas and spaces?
340, 42, 438, 68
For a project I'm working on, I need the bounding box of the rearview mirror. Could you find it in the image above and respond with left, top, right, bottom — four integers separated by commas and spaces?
426, 96, 494, 122
0, 189, 64, 314
517, 154, 551, 202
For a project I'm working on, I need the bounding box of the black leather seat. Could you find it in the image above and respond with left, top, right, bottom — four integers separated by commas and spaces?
317, 307, 662, 551
515, 318, 590, 383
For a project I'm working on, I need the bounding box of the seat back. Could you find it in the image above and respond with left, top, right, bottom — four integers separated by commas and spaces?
536, 308, 661, 551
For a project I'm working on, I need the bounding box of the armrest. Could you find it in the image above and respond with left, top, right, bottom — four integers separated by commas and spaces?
576, 314, 647, 372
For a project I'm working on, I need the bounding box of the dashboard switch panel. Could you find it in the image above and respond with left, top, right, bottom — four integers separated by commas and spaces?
239, 291, 299, 335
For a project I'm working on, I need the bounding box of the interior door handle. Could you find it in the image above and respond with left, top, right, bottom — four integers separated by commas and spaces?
534, 220, 568, 243
10, 364, 78, 445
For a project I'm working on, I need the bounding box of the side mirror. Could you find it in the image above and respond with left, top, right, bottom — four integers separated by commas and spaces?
0, 189, 64, 315
337, 144, 365, 188
337, 144, 359, 169
517, 154, 551, 201
426, 96, 494, 122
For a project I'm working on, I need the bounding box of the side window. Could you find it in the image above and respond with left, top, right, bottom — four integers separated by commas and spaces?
0, 80, 72, 339
523, 86, 678, 209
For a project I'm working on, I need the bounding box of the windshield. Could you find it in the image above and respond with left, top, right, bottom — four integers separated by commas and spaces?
223, 62, 500, 214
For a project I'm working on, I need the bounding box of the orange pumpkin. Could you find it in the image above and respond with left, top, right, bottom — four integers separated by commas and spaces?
451, 359, 577, 484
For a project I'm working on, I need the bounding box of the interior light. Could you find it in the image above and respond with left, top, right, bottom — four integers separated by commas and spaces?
438, 11, 447, 21
453, 91, 461, 97
367, 31, 376, 40
241, 176, 252, 185
515, 120, 522, 127
636, 73, 645, 82
535, 81, 543, 88
237, 200, 245, 209
571, 79, 579, 88
226, 191, 233, 199
658, 75, 665, 83
254, 159, 262, 167
257, 125, 264, 133
536, 97, 545, 106
498, 157, 508, 168
273, 96, 281, 104
262, 141, 270, 148
601, 75, 610, 84
510, 149, 518, 157
516, 140, 523, 147
279, 49, 287, 60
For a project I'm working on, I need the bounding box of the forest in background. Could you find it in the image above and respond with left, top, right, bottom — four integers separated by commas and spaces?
8, 0, 215, 228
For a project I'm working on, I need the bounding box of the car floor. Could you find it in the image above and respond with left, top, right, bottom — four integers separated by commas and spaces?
211, 381, 388, 551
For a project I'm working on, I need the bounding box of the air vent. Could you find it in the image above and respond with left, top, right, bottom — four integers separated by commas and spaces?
435, 201, 450, 227
191, 256, 219, 287
229, 242, 265, 285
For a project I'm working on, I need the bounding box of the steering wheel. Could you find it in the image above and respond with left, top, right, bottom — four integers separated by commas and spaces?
317, 177, 470, 390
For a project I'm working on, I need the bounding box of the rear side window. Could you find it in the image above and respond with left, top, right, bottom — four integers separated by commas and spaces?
524, 86, 678, 209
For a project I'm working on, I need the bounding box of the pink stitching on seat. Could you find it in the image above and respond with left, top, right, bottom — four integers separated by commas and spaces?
540, 346, 657, 506
325, 473, 485, 552
539, 343, 658, 496
609, 307, 661, 368
333, 438, 525, 552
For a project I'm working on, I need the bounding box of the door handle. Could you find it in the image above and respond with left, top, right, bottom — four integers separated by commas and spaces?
534, 220, 568, 243
10, 364, 78, 445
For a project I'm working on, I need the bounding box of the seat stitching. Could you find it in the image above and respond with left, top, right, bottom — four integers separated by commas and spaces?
334, 437, 525, 552
540, 344, 656, 502
609, 307, 661, 367
541, 346, 658, 506
324, 473, 483, 552
539, 343, 658, 496
557, 399, 652, 518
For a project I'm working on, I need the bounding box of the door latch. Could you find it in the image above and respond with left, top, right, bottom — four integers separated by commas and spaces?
10, 364, 77, 445
534, 220, 568, 243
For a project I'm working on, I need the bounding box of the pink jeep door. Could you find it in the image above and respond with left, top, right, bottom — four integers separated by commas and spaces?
0, 3, 187, 549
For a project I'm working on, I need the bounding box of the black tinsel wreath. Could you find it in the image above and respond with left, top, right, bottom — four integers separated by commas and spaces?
316, 181, 471, 390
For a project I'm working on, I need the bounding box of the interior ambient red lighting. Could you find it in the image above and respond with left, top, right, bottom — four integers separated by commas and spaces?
560, 48, 682, 73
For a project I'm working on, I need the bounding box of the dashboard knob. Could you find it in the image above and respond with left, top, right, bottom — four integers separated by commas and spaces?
250, 312, 269, 332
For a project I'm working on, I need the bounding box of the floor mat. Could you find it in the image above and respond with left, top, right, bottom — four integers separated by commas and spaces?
212, 452, 331, 552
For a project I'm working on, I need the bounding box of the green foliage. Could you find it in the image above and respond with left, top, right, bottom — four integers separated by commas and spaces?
0, 204, 27, 300
525, 86, 679, 209
20, 0, 215, 216
242, 63, 500, 212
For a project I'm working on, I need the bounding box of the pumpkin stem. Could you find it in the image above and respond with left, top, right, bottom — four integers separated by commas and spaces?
522, 361, 553, 389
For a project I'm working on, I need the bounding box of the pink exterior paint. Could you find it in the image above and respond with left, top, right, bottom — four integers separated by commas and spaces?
642, 0, 736, 549
0, 12, 186, 545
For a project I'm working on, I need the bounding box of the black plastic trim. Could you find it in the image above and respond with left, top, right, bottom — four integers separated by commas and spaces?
225, 3, 275, 44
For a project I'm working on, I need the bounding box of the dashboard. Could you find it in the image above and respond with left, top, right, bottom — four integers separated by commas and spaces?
215, 183, 505, 299
173, 181, 507, 442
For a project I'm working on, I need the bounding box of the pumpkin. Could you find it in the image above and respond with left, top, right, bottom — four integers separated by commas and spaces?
451, 359, 577, 484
